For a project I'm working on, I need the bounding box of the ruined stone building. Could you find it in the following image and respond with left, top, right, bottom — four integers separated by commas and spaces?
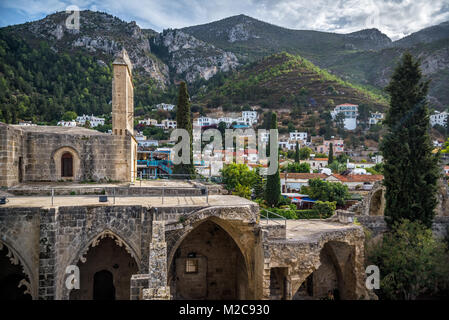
0, 49, 137, 187
0, 48, 373, 298
1, 49, 447, 301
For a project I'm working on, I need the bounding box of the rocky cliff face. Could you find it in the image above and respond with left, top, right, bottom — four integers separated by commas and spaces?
344, 29, 392, 50
10, 10, 170, 87
152, 29, 239, 82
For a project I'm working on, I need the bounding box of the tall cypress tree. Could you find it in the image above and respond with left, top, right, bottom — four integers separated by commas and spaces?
265, 112, 281, 207
253, 167, 265, 199
294, 141, 300, 163
328, 142, 334, 165
380, 53, 440, 228
173, 82, 195, 178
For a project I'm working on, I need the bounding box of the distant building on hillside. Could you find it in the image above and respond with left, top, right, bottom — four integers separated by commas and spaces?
155, 103, 175, 111
57, 120, 77, 127
289, 131, 307, 142
331, 103, 358, 130
76, 114, 105, 127
430, 111, 448, 127
368, 112, 384, 126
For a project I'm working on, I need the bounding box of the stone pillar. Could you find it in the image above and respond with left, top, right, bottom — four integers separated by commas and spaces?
142, 220, 170, 300
132, 220, 171, 300
38, 208, 57, 300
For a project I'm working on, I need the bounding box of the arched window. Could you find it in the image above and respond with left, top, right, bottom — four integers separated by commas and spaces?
61, 152, 73, 177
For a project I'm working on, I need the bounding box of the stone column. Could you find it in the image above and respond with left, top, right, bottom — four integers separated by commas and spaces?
141, 220, 171, 300
38, 208, 57, 299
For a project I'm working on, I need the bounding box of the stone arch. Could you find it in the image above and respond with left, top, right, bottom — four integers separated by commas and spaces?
52, 146, 81, 181
293, 241, 357, 300
168, 218, 250, 299
362, 183, 386, 216
167, 216, 250, 272
0, 240, 35, 300
368, 189, 385, 216
62, 229, 140, 300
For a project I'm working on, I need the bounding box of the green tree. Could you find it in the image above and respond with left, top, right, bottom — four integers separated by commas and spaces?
221, 163, 256, 192
328, 142, 334, 165
304, 178, 349, 206
253, 167, 266, 199
380, 53, 440, 229
173, 82, 195, 178
265, 112, 281, 207
294, 141, 300, 163
62, 111, 77, 121
299, 147, 312, 160
281, 162, 310, 173
313, 201, 336, 219
367, 219, 449, 300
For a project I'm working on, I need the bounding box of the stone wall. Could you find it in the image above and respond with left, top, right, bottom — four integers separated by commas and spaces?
0, 123, 23, 187
0, 124, 134, 186
0, 207, 41, 298
262, 225, 369, 300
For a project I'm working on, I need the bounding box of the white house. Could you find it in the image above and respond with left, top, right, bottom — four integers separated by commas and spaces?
369, 112, 384, 126
162, 119, 177, 129
430, 111, 448, 127
301, 158, 328, 170
76, 114, 105, 127
241, 111, 258, 125
138, 118, 158, 126
18, 121, 36, 126
57, 120, 77, 127
331, 103, 358, 130
196, 111, 259, 128
155, 103, 175, 111
289, 131, 308, 142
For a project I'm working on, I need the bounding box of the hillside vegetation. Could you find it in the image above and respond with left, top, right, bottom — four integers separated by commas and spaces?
196, 52, 388, 110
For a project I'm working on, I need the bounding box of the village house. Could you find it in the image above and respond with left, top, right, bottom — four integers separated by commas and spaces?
331, 103, 358, 130
301, 158, 328, 170
57, 120, 77, 127
138, 118, 158, 126
314, 138, 344, 155
430, 111, 448, 127
289, 131, 308, 142
155, 103, 175, 111
76, 114, 105, 127
280, 172, 384, 192
369, 112, 384, 126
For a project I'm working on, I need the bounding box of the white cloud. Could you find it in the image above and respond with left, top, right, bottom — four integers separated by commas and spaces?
1, 0, 449, 40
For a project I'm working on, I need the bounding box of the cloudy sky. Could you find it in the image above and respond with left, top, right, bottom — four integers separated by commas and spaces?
1, 0, 448, 40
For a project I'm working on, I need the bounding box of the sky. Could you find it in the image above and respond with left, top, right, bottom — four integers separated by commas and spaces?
1, 0, 449, 40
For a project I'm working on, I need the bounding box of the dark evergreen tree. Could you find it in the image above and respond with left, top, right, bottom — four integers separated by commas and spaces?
380, 53, 440, 228
265, 112, 281, 207
294, 141, 300, 163
173, 82, 195, 178
328, 142, 334, 165
253, 167, 265, 199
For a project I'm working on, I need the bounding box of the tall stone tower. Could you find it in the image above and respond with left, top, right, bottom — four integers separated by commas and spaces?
112, 48, 134, 136
112, 49, 137, 182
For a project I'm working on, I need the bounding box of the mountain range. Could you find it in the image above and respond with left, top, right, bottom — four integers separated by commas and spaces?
0, 10, 448, 126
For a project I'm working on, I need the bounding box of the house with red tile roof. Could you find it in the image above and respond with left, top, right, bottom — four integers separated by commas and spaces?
280, 172, 384, 192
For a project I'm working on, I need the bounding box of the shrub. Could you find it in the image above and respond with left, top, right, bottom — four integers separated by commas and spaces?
313, 201, 336, 218
367, 219, 449, 300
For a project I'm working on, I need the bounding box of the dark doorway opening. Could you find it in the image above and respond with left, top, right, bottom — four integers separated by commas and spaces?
18, 157, 23, 183
61, 152, 73, 177
169, 220, 248, 300
0, 244, 32, 300
93, 270, 115, 300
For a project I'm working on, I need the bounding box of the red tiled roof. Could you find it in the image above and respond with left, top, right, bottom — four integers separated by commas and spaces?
280, 173, 326, 180
332, 174, 384, 182
313, 158, 328, 161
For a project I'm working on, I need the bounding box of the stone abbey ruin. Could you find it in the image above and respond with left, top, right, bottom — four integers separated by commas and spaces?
1, 50, 448, 300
